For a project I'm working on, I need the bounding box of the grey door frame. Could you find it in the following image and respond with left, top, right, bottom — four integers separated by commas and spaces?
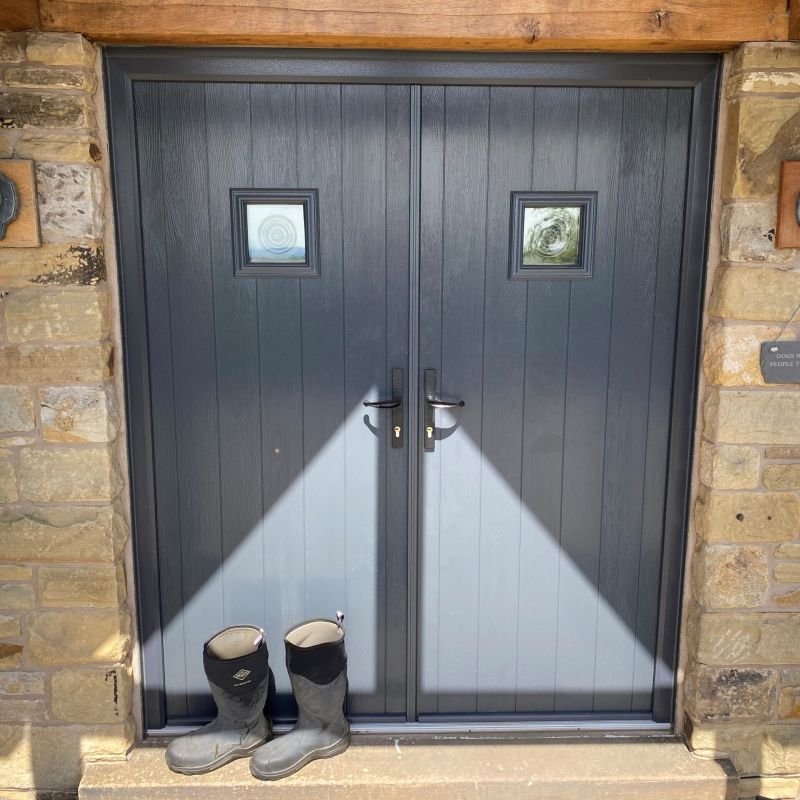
105, 48, 719, 733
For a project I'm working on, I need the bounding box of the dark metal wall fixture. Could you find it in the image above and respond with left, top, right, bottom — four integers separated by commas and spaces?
231, 188, 320, 278
0, 171, 19, 239
509, 191, 596, 280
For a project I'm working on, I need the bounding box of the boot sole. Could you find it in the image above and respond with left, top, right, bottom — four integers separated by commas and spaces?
166, 734, 271, 775
249, 733, 351, 781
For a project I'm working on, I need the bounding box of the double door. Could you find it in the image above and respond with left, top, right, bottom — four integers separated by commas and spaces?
128, 74, 697, 728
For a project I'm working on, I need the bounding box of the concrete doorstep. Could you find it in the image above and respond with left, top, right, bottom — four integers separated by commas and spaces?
79, 737, 737, 800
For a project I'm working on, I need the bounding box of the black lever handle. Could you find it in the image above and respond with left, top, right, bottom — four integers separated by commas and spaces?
363, 368, 404, 448
424, 368, 464, 452
428, 399, 465, 410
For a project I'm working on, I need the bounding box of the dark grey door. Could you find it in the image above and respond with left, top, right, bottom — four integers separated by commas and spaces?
134, 81, 411, 723
417, 85, 692, 717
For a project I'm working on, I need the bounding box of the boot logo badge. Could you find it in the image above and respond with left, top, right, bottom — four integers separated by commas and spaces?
232, 669, 251, 681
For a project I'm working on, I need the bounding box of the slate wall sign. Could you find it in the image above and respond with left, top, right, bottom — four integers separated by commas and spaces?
0, 160, 41, 248
761, 341, 800, 384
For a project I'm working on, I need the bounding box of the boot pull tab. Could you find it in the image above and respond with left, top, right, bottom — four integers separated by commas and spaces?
253, 628, 265, 648
336, 610, 345, 626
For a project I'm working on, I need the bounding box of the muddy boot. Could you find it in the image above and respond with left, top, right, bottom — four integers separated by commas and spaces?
165, 625, 272, 774
250, 618, 350, 780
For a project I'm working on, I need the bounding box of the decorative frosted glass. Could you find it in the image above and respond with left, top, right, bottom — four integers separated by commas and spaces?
522, 206, 581, 266
246, 203, 307, 264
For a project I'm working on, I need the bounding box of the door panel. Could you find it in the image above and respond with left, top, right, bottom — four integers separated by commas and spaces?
134, 82, 410, 724
417, 85, 692, 716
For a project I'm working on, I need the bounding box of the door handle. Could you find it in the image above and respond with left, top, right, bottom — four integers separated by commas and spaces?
424, 368, 464, 452
363, 368, 404, 448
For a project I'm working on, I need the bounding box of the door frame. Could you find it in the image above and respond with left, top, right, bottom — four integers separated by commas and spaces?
105, 48, 719, 733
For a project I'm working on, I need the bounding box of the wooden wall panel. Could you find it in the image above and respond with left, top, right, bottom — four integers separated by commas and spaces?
39, 0, 788, 51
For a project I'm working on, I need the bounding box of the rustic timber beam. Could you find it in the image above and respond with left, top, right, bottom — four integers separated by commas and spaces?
790, 0, 800, 40
1, 0, 40, 31
37, 1, 789, 51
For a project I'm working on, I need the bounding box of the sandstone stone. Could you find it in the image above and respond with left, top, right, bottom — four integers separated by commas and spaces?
0, 566, 31, 581
0, 132, 12, 158
0, 720, 134, 790
0, 436, 34, 448
704, 388, 800, 445
685, 666, 777, 722
693, 544, 769, 607
0, 93, 94, 130
0, 644, 23, 669
0, 698, 47, 722
25, 32, 96, 68
739, 775, 800, 800
0, 450, 18, 503
709, 267, 800, 321
14, 134, 101, 163
702, 322, 792, 386
775, 562, 800, 583
0, 585, 33, 611
38, 564, 125, 608
28, 610, 130, 665
4, 287, 109, 342
695, 490, 799, 542
728, 70, 800, 95
0, 386, 34, 433
51, 666, 132, 723
766, 446, 800, 460
0, 615, 20, 638
4, 67, 94, 91
693, 611, 800, 665
40, 385, 116, 443
779, 686, 800, 720
0, 672, 46, 695
35, 163, 103, 243
690, 722, 800, 775
698, 442, 759, 489
720, 203, 793, 264
0, 505, 126, 563
0, 342, 113, 382
774, 589, 800, 606
764, 464, 800, 489
19, 447, 119, 502
733, 43, 800, 71
0, 32, 26, 63
0, 243, 106, 287
775, 543, 800, 559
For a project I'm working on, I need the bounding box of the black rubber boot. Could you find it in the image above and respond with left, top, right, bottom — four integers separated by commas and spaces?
165, 625, 273, 775
250, 618, 350, 780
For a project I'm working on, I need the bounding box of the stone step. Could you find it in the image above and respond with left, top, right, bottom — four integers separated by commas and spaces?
80, 737, 737, 800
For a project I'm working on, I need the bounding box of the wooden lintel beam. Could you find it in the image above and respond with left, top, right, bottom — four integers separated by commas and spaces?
1, 0, 41, 31
38, 1, 789, 51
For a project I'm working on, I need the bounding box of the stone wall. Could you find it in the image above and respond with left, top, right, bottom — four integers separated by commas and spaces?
0, 32, 133, 797
686, 43, 800, 800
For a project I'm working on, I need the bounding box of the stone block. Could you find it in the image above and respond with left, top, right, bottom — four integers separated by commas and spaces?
728, 70, 800, 95
766, 446, 800, 459
0, 672, 46, 695
40, 385, 116, 443
698, 442, 759, 489
0, 644, 23, 669
0, 386, 34, 433
709, 267, 800, 321
685, 666, 777, 722
4, 287, 109, 342
4, 66, 94, 91
704, 388, 800, 445
13, 134, 101, 163
739, 775, 800, 800
27, 609, 130, 665
764, 464, 800, 489
0, 243, 106, 288
774, 589, 800, 606
25, 32, 96, 68
720, 203, 793, 264
689, 722, 800, 775
695, 490, 799, 542
0, 505, 125, 563
0, 132, 12, 157
702, 322, 792, 386
38, 564, 125, 608
0, 698, 48, 722
693, 544, 769, 607
0, 585, 33, 611
0, 32, 26, 63
0, 450, 18, 503
0, 615, 21, 638
0, 565, 32, 581
779, 686, 800, 720
0, 342, 113, 382
36, 163, 103, 243
775, 562, 800, 583
51, 666, 132, 723
733, 43, 800, 71
0, 93, 94, 130
693, 611, 800, 665
775, 543, 800, 559
19, 447, 119, 502
0, 720, 134, 791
